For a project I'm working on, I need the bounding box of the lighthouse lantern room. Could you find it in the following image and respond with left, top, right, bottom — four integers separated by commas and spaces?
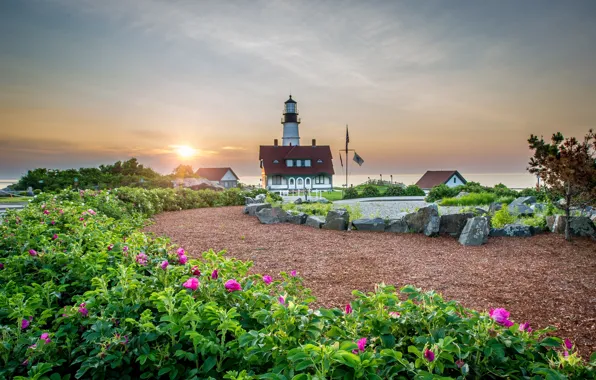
282, 95, 300, 146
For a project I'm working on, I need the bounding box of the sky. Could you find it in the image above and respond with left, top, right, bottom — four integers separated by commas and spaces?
1, 0, 596, 180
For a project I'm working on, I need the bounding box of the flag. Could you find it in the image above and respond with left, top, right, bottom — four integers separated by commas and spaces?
353, 152, 364, 166
346, 125, 350, 145
339, 152, 343, 167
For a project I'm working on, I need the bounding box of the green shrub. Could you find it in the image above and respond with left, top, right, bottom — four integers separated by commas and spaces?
360, 184, 380, 198
441, 193, 498, 206
33, 189, 41, 195
0, 191, 594, 378
266, 191, 283, 203
384, 185, 406, 197
425, 184, 459, 202
492, 206, 517, 228
282, 202, 332, 216
404, 185, 425, 196
520, 214, 547, 229
218, 188, 246, 206
342, 187, 359, 199
344, 203, 363, 221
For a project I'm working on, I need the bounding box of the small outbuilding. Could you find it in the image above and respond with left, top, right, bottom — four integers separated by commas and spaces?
415, 170, 467, 190
196, 168, 239, 188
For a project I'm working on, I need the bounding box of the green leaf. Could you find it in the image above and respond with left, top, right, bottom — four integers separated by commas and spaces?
331, 351, 361, 368
201, 356, 217, 373
339, 341, 358, 352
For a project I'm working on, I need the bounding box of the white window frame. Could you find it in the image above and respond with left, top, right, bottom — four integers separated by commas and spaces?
305, 159, 311, 167
272, 175, 282, 185
286, 160, 293, 167
296, 160, 302, 167
315, 175, 326, 184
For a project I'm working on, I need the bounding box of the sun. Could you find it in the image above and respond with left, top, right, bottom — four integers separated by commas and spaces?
176, 145, 196, 158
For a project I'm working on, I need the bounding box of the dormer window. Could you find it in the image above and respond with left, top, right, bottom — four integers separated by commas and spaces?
305, 159, 311, 167
273, 160, 279, 164
317, 159, 323, 163
296, 160, 302, 167
286, 160, 293, 167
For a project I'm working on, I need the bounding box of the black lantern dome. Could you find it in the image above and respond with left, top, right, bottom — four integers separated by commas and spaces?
283, 95, 299, 123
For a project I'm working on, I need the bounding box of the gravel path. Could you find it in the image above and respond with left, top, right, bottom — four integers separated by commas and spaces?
333, 200, 466, 219
145, 206, 596, 358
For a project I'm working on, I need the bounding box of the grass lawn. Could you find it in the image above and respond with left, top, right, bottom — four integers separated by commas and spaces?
0, 196, 32, 204
321, 191, 344, 201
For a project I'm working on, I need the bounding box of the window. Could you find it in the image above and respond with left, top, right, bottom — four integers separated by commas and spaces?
296, 160, 302, 167
286, 160, 293, 167
305, 178, 311, 187
286, 103, 295, 113
273, 160, 279, 164
305, 159, 311, 167
315, 175, 326, 184
453, 177, 456, 183
317, 159, 323, 164
272, 175, 282, 185
289, 178, 295, 186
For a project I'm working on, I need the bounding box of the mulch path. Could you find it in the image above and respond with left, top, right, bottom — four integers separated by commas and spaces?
145, 206, 596, 358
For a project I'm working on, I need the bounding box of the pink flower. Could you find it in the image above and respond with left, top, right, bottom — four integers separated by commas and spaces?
176, 248, 185, 256
519, 322, 532, 332
191, 266, 201, 276
87, 209, 96, 215
107, 244, 113, 251
455, 359, 465, 368
52, 234, 58, 240
21, 319, 30, 329
352, 337, 367, 354
43, 210, 50, 215
59, 209, 64, 214
179, 255, 188, 265
424, 348, 435, 362
79, 217, 84, 221
278, 296, 285, 305
345, 303, 353, 314
40, 332, 51, 344
78, 303, 88, 316
136, 253, 148, 266
290, 270, 297, 277
28, 249, 37, 256
263, 275, 272, 285
0, 263, 4, 270
489, 308, 514, 327
389, 311, 400, 318
564, 350, 569, 358
183, 277, 199, 291
123, 246, 129, 252
29, 344, 37, 349
225, 279, 242, 292
564, 338, 573, 350
160, 260, 169, 270
211, 269, 218, 280
51, 220, 55, 225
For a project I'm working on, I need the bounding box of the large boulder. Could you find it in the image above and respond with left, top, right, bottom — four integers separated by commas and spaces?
305, 215, 325, 229
352, 218, 386, 232
404, 204, 439, 234
255, 194, 266, 203
256, 207, 287, 224
547, 215, 566, 234
458, 217, 490, 246
424, 215, 440, 237
488, 202, 503, 214
508, 197, 536, 216
386, 213, 409, 233
489, 223, 532, 237
570, 217, 596, 237
439, 213, 474, 238
244, 203, 271, 216
244, 197, 256, 205
287, 212, 307, 225
323, 209, 350, 231
294, 198, 303, 205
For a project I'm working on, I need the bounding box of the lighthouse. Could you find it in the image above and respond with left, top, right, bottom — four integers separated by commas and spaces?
281, 95, 300, 146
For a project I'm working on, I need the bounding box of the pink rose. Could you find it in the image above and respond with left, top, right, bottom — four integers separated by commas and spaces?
183, 277, 199, 291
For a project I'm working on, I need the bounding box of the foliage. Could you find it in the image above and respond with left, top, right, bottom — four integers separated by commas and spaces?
425, 184, 459, 202
440, 193, 515, 207
426, 182, 551, 203
491, 206, 517, 228
0, 193, 594, 378
282, 202, 332, 217
344, 203, 363, 221
520, 214, 547, 229
528, 130, 596, 240
383, 185, 406, 197
342, 187, 359, 200
321, 191, 344, 202
172, 164, 196, 179
404, 185, 425, 196
360, 184, 381, 198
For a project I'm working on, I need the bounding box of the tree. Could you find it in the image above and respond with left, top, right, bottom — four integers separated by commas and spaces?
172, 164, 195, 179
528, 130, 596, 240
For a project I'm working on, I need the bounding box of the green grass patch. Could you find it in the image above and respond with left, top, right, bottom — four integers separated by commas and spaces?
0, 196, 32, 204
320, 191, 343, 201
440, 193, 515, 206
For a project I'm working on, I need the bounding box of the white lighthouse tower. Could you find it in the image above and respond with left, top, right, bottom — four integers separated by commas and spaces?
281, 95, 300, 146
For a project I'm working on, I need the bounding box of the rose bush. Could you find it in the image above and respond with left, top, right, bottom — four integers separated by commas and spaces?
0, 190, 594, 379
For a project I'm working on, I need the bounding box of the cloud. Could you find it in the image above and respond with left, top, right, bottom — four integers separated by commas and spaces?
221, 146, 247, 151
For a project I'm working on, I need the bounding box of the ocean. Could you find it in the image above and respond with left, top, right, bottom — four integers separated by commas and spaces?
0, 179, 18, 189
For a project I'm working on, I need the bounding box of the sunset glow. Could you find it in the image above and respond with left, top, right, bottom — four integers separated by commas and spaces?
175, 146, 196, 158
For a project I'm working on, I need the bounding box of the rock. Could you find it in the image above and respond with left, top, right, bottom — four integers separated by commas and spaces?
508, 203, 534, 216
488, 203, 503, 214
256, 207, 287, 224
404, 204, 439, 233
352, 218, 386, 232
491, 223, 532, 237
458, 217, 489, 246
318, 198, 330, 204
591, 214, 596, 225
529, 225, 547, 235
26, 187, 34, 196
323, 209, 350, 231
474, 207, 488, 216
455, 191, 470, 198
557, 198, 566, 208
570, 217, 596, 237
386, 213, 409, 233
287, 212, 307, 225
294, 198, 302, 205
255, 194, 266, 203
531, 203, 546, 213
424, 215, 440, 237
548, 215, 566, 234
244, 203, 271, 216
439, 213, 474, 238
305, 215, 325, 228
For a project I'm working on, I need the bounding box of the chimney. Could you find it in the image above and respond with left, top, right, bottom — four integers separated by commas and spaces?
274, 139, 278, 147
312, 139, 316, 147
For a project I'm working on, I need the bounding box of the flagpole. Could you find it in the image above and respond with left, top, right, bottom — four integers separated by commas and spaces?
345, 124, 349, 191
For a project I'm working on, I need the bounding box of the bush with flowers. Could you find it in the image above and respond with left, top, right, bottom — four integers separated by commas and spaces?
0, 190, 595, 379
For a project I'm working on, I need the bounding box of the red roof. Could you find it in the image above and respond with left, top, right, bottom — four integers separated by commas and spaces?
196, 167, 238, 181
415, 170, 467, 189
259, 145, 334, 175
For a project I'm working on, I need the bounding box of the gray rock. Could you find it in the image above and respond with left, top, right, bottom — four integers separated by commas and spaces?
256, 207, 287, 224
424, 215, 440, 237
318, 198, 330, 204
255, 194, 266, 203
386, 214, 409, 233
474, 207, 489, 216
244, 203, 271, 216
488, 202, 503, 214
591, 214, 596, 225
244, 197, 256, 205
352, 218, 386, 232
305, 215, 325, 228
458, 217, 490, 246
294, 198, 303, 205
502, 223, 532, 237
529, 225, 547, 235
439, 213, 474, 238
404, 204, 439, 233
323, 209, 350, 231
508, 203, 534, 216
287, 212, 307, 225
531, 203, 546, 213
489, 228, 507, 237
570, 217, 596, 237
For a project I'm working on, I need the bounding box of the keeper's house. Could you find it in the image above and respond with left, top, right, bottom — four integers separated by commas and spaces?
415, 170, 467, 191
259, 96, 334, 191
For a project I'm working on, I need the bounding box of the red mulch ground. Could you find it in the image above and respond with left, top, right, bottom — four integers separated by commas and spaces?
145, 206, 596, 358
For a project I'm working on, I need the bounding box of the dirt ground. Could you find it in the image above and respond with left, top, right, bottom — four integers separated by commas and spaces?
145, 206, 596, 358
